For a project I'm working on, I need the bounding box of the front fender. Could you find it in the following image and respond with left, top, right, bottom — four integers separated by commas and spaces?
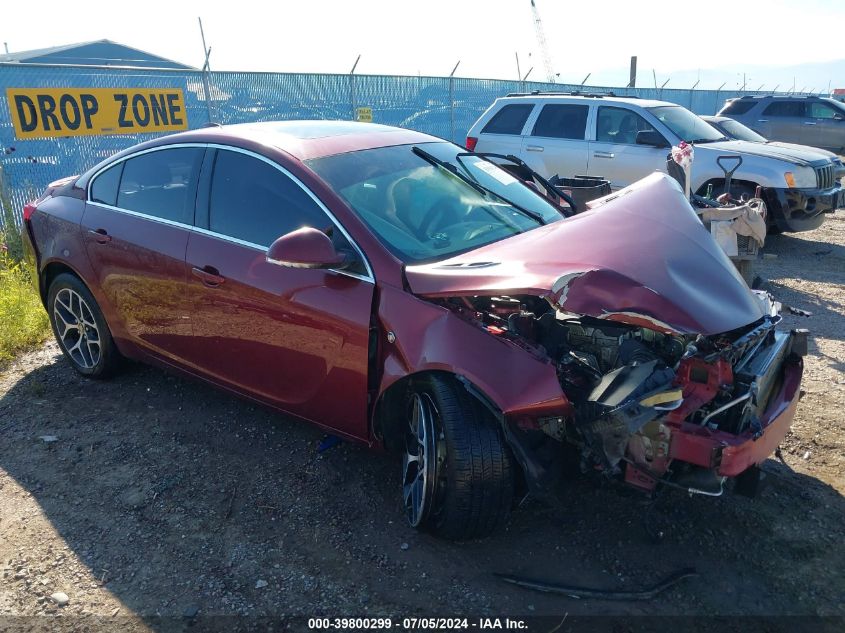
375, 284, 570, 421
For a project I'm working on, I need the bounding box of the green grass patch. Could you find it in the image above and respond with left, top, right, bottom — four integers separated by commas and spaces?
0, 246, 50, 363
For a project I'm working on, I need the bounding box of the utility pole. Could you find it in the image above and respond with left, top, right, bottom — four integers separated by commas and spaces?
628, 56, 637, 88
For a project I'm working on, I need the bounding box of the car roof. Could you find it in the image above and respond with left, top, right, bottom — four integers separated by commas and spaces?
498, 94, 674, 109
158, 120, 443, 161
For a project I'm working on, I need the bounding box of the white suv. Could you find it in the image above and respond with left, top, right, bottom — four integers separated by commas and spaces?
466, 93, 843, 232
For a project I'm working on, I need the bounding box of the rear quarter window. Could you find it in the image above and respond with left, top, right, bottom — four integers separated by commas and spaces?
481, 103, 534, 135
90, 163, 123, 206
720, 100, 756, 115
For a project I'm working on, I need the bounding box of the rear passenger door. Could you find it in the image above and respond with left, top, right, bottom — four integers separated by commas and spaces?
587, 106, 669, 189
761, 100, 805, 144
82, 146, 204, 361
520, 103, 589, 179
474, 102, 534, 157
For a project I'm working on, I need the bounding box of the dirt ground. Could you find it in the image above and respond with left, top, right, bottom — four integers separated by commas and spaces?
1, 211, 844, 630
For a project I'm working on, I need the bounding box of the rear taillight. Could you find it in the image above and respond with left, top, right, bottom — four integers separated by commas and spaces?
465, 136, 478, 151
23, 202, 36, 222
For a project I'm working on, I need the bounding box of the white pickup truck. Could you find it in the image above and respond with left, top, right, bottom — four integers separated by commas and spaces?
466, 93, 843, 232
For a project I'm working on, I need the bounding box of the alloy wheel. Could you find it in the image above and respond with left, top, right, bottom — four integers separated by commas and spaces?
53, 288, 101, 370
402, 392, 438, 527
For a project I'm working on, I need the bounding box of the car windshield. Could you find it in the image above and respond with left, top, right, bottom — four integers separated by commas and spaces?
649, 106, 726, 143
718, 119, 768, 143
307, 142, 564, 264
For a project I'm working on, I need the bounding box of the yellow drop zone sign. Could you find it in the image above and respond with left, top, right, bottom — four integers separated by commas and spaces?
6, 88, 188, 139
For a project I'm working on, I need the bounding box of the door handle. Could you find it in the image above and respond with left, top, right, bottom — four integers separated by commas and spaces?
803, 121, 817, 126
593, 151, 615, 159
88, 228, 112, 243
756, 119, 769, 123
525, 145, 544, 152
192, 266, 225, 286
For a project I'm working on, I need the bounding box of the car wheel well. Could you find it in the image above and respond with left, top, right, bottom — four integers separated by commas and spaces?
41, 262, 81, 306
373, 371, 502, 452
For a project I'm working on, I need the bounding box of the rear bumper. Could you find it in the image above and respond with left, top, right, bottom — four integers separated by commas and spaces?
764, 185, 841, 232
668, 355, 803, 477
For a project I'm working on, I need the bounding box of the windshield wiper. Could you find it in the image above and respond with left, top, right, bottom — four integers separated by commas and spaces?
688, 137, 729, 144
411, 146, 488, 197
413, 146, 546, 225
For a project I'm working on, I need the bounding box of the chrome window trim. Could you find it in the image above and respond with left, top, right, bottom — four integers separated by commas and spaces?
85, 142, 375, 284
86, 201, 194, 230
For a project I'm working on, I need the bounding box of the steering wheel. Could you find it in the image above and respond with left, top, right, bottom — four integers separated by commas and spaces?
418, 196, 466, 238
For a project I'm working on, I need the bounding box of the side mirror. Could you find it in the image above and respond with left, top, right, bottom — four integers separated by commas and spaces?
833, 113, 844, 122
266, 227, 349, 269
636, 130, 669, 148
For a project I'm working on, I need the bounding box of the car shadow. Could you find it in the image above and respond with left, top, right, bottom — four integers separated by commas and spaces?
1, 348, 844, 625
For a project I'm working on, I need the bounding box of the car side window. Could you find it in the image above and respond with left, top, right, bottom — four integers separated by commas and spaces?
762, 101, 804, 117
209, 150, 352, 252
90, 162, 124, 206
595, 107, 658, 144
720, 100, 755, 115
481, 104, 534, 135
531, 104, 589, 139
808, 102, 839, 119
116, 148, 203, 224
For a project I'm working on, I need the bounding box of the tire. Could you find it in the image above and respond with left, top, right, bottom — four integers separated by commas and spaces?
401, 375, 515, 540
47, 273, 121, 378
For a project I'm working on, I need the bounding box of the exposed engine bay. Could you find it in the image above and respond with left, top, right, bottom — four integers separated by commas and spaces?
437, 294, 807, 496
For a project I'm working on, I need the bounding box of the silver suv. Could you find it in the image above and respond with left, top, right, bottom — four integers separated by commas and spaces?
467, 92, 843, 232
717, 96, 845, 155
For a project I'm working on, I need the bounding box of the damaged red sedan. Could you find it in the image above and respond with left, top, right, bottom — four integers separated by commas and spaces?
21, 121, 806, 540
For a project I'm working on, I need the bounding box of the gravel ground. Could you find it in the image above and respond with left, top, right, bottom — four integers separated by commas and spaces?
1, 211, 844, 630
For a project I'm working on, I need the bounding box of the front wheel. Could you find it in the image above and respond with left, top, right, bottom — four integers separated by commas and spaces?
47, 273, 121, 378
402, 375, 515, 540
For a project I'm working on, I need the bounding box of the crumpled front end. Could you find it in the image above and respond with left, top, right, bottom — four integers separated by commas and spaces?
406, 173, 806, 498
434, 291, 805, 499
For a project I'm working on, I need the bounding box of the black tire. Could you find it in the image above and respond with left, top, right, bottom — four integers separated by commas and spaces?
402, 375, 515, 540
47, 273, 121, 378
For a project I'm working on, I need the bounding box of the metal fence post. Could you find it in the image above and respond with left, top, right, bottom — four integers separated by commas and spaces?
449, 61, 460, 143
349, 55, 361, 120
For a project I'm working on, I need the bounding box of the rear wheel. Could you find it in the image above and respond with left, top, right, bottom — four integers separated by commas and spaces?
48, 273, 120, 378
402, 375, 515, 540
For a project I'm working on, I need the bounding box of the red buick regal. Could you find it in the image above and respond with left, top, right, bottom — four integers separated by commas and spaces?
21, 121, 806, 540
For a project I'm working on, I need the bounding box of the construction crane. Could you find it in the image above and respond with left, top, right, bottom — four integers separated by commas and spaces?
530, 0, 556, 83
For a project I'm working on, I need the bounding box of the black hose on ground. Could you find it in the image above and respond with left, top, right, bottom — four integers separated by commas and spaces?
494, 567, 698, 601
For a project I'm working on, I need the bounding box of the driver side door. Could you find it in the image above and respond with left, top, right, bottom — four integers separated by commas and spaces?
182, 147, 375, 440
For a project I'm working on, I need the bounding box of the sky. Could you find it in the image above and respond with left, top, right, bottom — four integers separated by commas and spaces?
2, 0, 843, 91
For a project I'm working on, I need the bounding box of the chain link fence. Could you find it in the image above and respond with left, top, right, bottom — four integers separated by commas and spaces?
0, 62, 778, 227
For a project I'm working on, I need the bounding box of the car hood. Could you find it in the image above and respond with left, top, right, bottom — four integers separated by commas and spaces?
698, 139, 828, 166
765, 141, 837, 161
405, 173, 764, 336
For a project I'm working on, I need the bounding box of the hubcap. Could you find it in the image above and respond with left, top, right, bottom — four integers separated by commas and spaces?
53, 288, 101, 369
402, 393, 438, 527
